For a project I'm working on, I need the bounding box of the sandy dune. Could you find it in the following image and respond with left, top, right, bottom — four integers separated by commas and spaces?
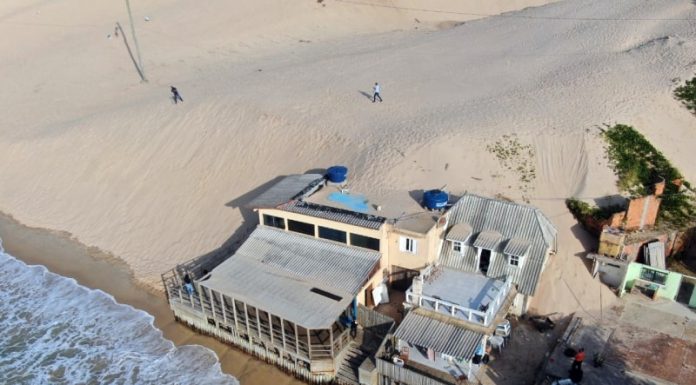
1, 0, 695, 309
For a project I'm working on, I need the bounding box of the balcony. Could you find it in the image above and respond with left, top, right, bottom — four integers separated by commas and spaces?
405, 266, 513, 327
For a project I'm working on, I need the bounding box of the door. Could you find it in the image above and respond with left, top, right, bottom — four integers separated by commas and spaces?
480, 249, 491, 274
390, 266, 420, 291
365, 283, 374, 307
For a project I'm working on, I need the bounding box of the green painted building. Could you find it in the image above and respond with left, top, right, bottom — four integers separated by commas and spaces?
620, 262, 683, 300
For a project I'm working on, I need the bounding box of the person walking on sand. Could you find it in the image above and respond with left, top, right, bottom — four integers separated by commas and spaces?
171, 86, 183, 104
372, 82, 382, 103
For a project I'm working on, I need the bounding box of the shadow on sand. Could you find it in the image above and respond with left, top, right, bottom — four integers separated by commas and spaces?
358, 90, 373, 101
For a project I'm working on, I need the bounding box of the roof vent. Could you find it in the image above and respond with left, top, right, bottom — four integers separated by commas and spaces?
310, 288, 342, 302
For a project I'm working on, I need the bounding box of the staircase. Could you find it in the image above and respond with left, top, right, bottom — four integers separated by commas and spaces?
335, 341, 371, 385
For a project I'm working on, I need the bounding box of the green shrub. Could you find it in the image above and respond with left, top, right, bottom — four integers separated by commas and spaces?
603, 124, 696, 228
565, 198, 623, 221
675, 76, 696, 114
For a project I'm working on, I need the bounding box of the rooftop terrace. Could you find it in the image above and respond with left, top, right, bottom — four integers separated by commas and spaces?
406, 266, 513, 327
304, 185, 441, 234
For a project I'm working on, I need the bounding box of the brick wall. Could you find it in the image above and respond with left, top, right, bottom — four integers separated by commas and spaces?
623, 195, 660, 230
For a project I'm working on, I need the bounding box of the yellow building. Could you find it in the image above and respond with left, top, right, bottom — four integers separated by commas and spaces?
249, 173, 449, 307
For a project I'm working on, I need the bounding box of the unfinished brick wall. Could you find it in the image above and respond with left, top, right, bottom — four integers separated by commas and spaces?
620, 231, 684, 261
623, 195, 660, 230
609, 212, 625, 228
623, 181, 665, 231
622, 234, 669, 261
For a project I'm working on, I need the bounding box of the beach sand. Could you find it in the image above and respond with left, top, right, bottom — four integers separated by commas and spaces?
1, 0, 696, 382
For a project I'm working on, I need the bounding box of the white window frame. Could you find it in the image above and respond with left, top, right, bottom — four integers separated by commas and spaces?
452, 241, 462, 253
508, 254, 521, 267
400, 236, 417, 254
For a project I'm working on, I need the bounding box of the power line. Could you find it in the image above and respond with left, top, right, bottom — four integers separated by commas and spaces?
0, 21, 100, 29
333, 0, 696, 22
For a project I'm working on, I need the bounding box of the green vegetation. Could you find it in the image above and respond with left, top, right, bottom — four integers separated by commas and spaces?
603, 124, 695, 228
565, 198, 624, 221
486, 134, 536, 200
675, 75, 696, 114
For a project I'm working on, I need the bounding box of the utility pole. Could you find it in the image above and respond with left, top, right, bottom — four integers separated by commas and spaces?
124, 0, 146, 81
115, 22, 146, 82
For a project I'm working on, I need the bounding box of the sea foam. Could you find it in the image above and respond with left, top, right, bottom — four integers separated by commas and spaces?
0, 239, 238, 385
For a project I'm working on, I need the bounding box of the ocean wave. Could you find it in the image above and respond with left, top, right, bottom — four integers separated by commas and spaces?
0, 239, 238, 385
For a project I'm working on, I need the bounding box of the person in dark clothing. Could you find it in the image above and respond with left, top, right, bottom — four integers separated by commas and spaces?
183, 273, 194, 295
350, 320, 358, 338
571, 348, 585, 371
372, 82, 382, 103
568, 366, 583, 383
171, 86, 183, 104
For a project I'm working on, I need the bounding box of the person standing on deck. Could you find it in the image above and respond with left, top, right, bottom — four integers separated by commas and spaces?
571, 348, 585, 371
372, 82, 383, 103
183, 273, 194, 295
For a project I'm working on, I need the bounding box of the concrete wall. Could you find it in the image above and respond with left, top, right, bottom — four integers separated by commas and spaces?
598, 230, 625, 259
592, 256, 628, 288
386, 223, 444, 272
509, 293, 530, 316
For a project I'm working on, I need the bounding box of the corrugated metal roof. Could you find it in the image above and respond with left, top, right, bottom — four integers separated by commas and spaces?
503, 238, 530, 257
245, 174, 324, 208
394, 311, 483, 360
280, 200, 386, 230
646, 242, 666, 270
201, 226, 380, 329
446, 223, 472, 242
439, 193, 556, 296
472, 230, 503, 250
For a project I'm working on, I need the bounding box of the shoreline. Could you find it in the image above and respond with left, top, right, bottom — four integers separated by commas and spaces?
0, 211, 304, 385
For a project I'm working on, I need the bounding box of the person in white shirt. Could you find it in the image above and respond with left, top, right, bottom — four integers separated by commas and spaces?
373, 82, 383, 103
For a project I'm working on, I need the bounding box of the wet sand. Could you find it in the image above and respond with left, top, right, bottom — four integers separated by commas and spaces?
0, 212, 304, 385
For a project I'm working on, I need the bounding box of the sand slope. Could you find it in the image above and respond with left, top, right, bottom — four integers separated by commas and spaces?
1, 0, 695, 295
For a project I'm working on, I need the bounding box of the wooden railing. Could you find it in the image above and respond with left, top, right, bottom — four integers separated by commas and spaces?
167, 284, 338, 360
332, 327, 351, 356
358, 304, 395, 333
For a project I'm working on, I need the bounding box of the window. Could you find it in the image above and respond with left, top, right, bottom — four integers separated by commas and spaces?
350, 233, 380, 251
452, 241, 462, 253
509, 255, 520, 267
288, 219, 315, 236
400, 237, 417, 254
318, 226, 347, 243
263, 214, 285, 229
640, 268, 668, 285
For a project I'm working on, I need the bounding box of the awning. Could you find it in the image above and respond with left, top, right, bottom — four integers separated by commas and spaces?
472, 230, 503, 250
503, 238, 530, 257
446, 223, 473, 243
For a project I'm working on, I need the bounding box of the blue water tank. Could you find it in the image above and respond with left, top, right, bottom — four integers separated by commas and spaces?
326, 166, 348, 183
423, 189, 448, 210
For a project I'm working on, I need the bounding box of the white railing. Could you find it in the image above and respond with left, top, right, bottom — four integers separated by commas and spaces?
483, 276, 513, 323
405, 275, 513, 326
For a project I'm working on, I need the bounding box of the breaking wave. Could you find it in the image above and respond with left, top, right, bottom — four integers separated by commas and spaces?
0, 239, 238, 385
